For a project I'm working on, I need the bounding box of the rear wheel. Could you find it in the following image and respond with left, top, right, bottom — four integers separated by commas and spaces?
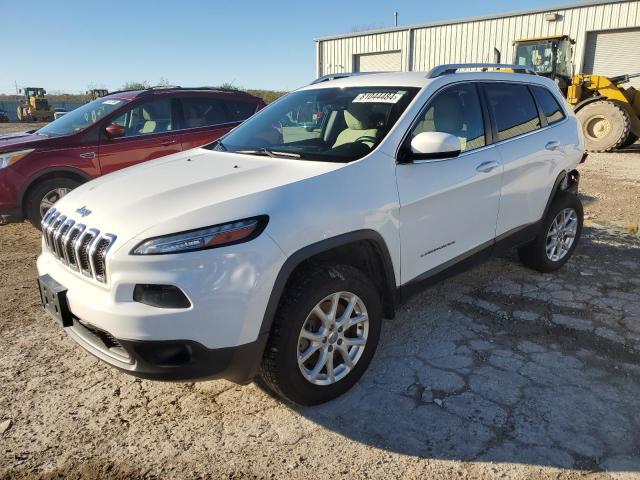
259, 264, 382, 405
25, 177, 81, 229
518, 192, 583, 273
576, 101, 631, 152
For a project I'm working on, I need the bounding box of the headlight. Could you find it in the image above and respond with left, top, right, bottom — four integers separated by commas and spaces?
0, 149, 34, 169
131, 216, 268, 255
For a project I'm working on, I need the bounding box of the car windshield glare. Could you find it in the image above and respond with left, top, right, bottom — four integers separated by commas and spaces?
210, 86, 419, 162
37, 97, 129, 136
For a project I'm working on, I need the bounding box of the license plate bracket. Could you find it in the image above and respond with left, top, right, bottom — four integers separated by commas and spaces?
37, 274, 73, 327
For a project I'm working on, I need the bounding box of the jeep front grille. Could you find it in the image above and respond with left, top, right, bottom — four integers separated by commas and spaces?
41, 208, 117, 283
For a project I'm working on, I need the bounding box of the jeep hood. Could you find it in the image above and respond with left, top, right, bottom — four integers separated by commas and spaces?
52, 148, 343, 241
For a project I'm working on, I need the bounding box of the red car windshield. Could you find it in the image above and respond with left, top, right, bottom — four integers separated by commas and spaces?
37, 97, 129, 136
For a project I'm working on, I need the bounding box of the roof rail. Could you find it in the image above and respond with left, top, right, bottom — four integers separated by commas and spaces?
310, 72, 380, 84
427, 63, 537, 78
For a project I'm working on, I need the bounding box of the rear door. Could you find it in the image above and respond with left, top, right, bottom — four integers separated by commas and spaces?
396, 82, 503, 284
178, 96, 259, 150
482, 82, 566, 237
98, 97, 181, 175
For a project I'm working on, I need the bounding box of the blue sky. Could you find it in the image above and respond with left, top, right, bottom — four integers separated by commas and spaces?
2, 0, 571, 94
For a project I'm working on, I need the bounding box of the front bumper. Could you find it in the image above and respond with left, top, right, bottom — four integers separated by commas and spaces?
64, 316, 268, 382
36, 231, 285, 382
0, 207, 22, 224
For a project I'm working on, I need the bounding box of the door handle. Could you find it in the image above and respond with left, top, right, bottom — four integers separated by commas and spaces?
79, 152, 96, 159
545, 141, 560, 151
476, 161, 499, 173
160, 139, 177, 146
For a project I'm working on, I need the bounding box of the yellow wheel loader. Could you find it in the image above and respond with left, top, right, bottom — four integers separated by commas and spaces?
513, 35, 640, 152
16, 87, 54, 122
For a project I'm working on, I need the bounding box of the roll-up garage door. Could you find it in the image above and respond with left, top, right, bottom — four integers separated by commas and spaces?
583, 28, 640, 88
354, 51, 402, 72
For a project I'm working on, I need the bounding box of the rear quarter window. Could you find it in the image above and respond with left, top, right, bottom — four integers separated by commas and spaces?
531, 85, 566, 125
484, 83, 541, 141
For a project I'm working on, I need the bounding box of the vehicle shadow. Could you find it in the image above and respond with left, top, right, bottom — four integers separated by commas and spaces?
290, 226, 640, 472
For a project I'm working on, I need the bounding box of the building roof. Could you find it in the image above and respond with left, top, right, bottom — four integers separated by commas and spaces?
314, 0, 634, 41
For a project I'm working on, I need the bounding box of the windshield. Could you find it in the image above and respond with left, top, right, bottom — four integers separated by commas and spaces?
210, 86, 419, 162
37, 97, 129, 136
515, 42, 555, 74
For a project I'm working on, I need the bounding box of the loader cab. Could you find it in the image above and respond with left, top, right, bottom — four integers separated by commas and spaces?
513, 36, 574, 93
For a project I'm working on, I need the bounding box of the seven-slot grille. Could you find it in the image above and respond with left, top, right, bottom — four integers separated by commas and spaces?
41, 208, 117, 283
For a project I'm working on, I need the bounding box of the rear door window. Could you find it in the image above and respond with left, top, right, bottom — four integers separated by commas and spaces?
181, 97, 228, 129
224, 100, 259, 122
531, 85, 566, 125
484, 83, 541, 141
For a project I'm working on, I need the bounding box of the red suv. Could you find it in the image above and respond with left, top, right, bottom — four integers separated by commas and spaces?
0, 87, 265, 227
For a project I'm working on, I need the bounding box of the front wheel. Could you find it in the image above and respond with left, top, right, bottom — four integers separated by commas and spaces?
518, 192, 583, 273
24, 177, 82, 229
259, 264, 382, 405
576, 101, 631, 152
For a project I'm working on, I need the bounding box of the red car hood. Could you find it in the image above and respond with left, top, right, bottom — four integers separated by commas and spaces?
0, 131, 59, 152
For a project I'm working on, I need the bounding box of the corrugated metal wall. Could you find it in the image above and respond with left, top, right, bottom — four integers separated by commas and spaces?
317, 0, 640, 76
0, 100, 85, 122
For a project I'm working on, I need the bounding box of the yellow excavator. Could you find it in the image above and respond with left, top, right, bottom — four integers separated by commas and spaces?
16, 87, 54, 122
513, 35, 640, 152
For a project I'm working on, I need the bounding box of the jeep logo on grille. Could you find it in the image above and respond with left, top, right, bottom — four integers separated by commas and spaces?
75, 206, 92, 218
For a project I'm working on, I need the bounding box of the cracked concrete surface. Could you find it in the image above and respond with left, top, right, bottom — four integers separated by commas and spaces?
0, 146, 639, 479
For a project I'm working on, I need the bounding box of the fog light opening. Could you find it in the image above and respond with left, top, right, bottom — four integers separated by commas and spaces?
133, 284, 191, 309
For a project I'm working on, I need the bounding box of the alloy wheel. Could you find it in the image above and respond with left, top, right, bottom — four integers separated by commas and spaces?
297, 291, 369, 386
546, 208, 578, 262
39, 188, 71, 218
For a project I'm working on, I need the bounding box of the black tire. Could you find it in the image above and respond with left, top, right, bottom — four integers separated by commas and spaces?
259, 263, 382, 405
518, 191, 583, 273
620, 132, 639, 149
576, 101, 631, 153
24, 177, 82, 229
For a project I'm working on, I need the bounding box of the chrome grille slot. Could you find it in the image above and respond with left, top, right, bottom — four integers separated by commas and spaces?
45, 211, 62, 249
50, 215, 67, 258
63, 224, 85, 269
41, 212, 117, 284
54, 219, 74, 262
77, 230, 98, 275
90, 234, 116, 282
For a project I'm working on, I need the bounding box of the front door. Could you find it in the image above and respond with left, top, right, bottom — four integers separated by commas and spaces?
98, 97, 181, 175
396, 83, 503, 284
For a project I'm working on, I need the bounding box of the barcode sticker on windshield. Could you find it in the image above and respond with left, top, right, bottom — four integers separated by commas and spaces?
102, 99, 121, 105
352, 92, 404, 104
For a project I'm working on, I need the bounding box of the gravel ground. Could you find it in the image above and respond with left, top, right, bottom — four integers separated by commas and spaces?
0, 122, 639, 479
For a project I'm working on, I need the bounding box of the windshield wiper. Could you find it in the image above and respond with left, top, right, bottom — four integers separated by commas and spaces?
235, 148, 301, 159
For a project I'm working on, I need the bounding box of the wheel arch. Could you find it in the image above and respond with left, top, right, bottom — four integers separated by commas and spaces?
542, 169, 580, 220
19, 167, 91, 215
259, 230, 398, 338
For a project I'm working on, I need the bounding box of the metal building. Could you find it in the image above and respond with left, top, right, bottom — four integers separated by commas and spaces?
315, 0, 640, 87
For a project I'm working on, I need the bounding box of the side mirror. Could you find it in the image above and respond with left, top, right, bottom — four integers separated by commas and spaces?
404, 132, 461, 162
105, 123, 125, 139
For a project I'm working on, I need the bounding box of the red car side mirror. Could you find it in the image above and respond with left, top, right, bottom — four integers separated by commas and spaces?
105, 123, 125, 138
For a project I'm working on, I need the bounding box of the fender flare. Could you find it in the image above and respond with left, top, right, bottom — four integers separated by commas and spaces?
258, 229, 398, 338
572, 96, 604, 113
542, 169, 580, 220
18, 167, 92, 211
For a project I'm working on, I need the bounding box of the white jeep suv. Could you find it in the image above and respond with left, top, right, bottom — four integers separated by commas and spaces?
37, 64, 585, 405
